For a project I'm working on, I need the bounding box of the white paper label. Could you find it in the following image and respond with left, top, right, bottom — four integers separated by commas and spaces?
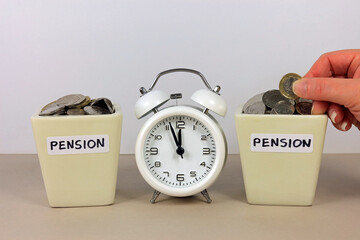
250, 134, 313, 153
47, 135, 109, 155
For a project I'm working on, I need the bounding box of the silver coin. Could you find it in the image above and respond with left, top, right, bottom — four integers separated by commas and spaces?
242, 92, 264, 113
288, 99, 296, 105
281, 98, 296, 106
244, 101, 266, 114
56, 94, 86, 108
262, 90, 288, 109
39, 101, 66, 116
273, 100, 295, 115
91, 98, 114, 113
84, 105, 110, 115
104, 98, 114, 113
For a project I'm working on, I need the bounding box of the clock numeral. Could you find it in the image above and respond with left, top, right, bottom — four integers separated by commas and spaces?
163, 171, 170, 177
154, 161, 161, 167
165, 125, 169, 131
176, 121, 185, 129
154, 135, 162, 140
201, 135, 207, 140
190, 171, 196, 177
176, 174, 185, 182
202, 148, 210, 155
200, 162, 206, 167
150, 147, 158, 155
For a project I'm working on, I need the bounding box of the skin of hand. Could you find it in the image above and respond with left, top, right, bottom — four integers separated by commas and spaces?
293, 49, 360, 131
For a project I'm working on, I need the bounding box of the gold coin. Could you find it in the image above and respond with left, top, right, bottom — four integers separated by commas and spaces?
66, 108, 86, 115
279, 73, 301, 100
71, 96, 91, 109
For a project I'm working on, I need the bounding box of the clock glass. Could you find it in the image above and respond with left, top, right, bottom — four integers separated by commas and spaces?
144, 115, 216, 188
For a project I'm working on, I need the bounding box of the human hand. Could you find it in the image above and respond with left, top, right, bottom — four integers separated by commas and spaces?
293, 49, 360, 131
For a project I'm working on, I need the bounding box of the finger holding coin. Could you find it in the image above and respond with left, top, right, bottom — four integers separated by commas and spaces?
279, 73, 301, 100
311, 101, 328, 115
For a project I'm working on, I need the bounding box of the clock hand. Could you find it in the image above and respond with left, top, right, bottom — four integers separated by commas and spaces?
177, 129, 184, 159
169, 122, 184, 158
178, 129, 182, 147
169, 122, 180, 147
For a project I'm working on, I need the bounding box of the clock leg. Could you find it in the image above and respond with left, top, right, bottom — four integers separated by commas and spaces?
150, 190, 161, 204
201, 189, 212, 204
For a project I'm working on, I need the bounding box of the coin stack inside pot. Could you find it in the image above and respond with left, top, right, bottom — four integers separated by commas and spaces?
39, 94, 115, 116
242, 73, 313, 115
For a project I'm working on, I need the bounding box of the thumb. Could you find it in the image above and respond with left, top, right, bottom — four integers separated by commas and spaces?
293, 77, 360, 108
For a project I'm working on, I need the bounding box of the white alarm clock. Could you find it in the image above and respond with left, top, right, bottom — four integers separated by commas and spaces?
135, 68, 227, 203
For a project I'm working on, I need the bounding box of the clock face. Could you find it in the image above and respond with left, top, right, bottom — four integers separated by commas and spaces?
144, 115, 215, 188
135, 106, 227, 197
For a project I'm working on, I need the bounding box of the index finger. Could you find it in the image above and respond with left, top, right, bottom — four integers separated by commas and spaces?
304, 49, 360, 78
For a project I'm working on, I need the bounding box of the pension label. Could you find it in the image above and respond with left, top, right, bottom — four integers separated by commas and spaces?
47, 135, 109, 155
250, 134, 313, 153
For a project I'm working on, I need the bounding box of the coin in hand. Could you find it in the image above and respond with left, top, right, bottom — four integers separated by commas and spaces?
279, 73, 301, 100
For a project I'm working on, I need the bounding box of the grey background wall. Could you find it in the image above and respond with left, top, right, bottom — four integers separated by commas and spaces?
1, 0, 359, 154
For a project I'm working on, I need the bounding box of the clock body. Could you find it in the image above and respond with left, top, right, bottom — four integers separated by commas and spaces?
135, 106, 227, 197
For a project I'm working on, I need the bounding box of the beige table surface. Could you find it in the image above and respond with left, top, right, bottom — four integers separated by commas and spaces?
1, 154, 360, 240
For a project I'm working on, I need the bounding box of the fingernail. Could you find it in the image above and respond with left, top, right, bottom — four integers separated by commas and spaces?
341, 122, 348, 131
293, 79, 306, 97
330, 111, 337, 124
311, 103, 315, 115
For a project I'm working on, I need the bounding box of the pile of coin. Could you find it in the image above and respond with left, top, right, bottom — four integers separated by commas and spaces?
39, 94, 115, 116
242, 73, 313, 115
